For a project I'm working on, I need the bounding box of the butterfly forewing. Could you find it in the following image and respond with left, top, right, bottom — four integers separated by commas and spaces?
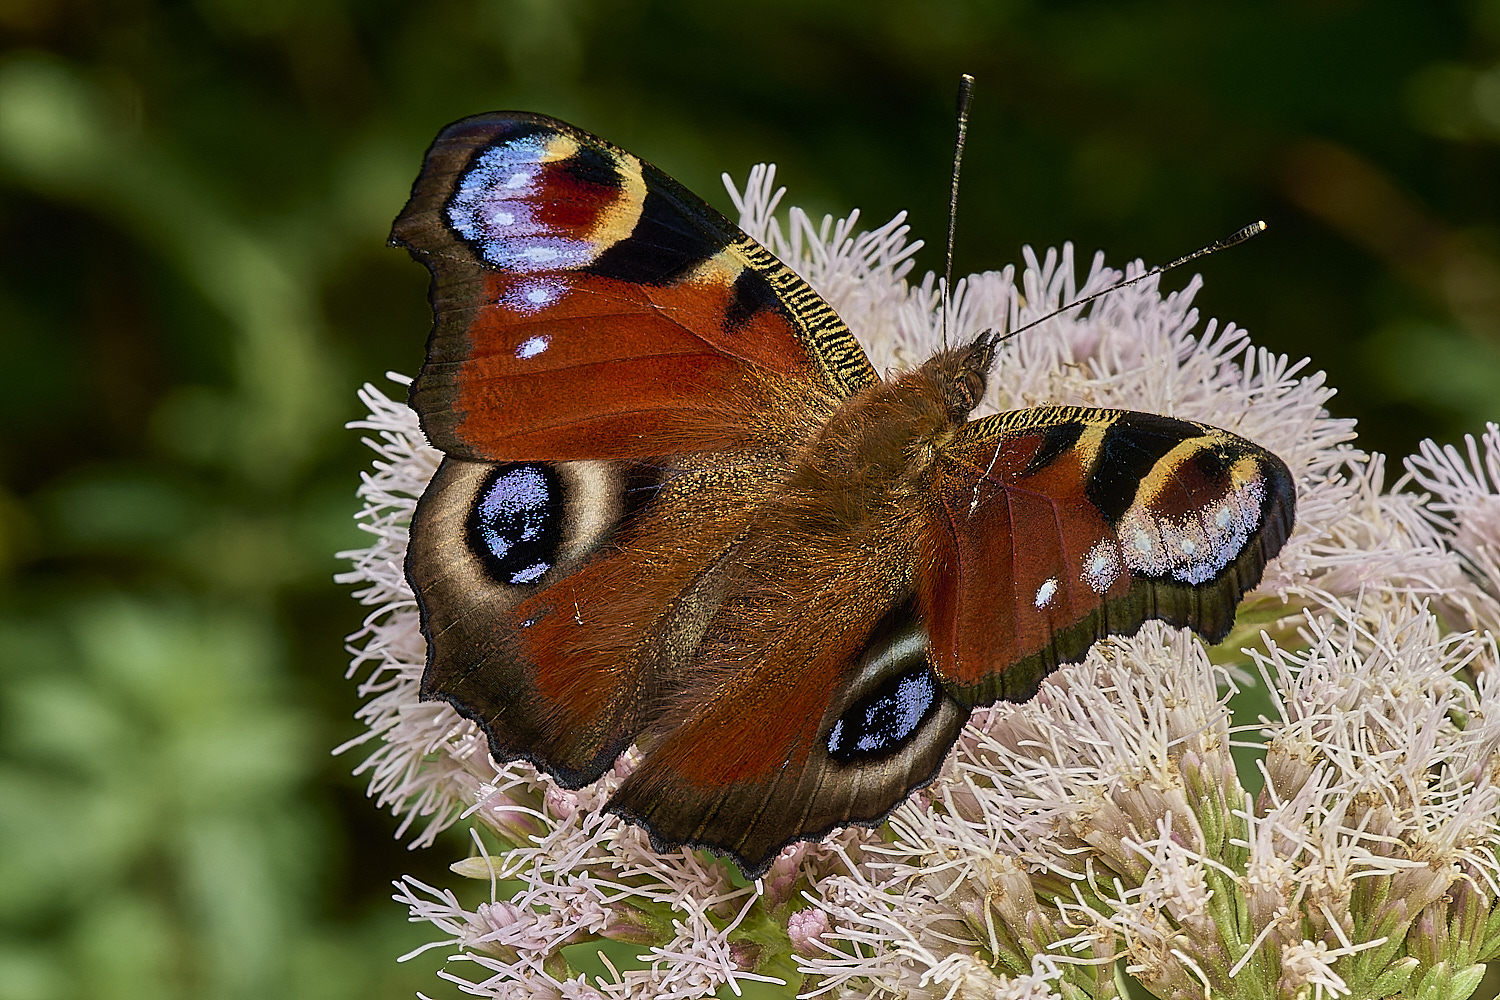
390, 112, 876, 463
924, 407, 1296, 707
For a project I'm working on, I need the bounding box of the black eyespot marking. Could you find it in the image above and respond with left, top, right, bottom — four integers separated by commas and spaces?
467, 463, 564, 586
1087, 412, 1200, 524
1023, 422, 1085, 477
827, 610, 937, 763
587, 188, 728, 284
828, 663, 938, 761
561, 145, 622, 191
725, 267, 782, 331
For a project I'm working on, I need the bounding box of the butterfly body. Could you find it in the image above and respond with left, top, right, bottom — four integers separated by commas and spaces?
393, 112, 1295, 875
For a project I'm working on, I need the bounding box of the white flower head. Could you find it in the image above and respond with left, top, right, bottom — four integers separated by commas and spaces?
340, 165, 1500, 998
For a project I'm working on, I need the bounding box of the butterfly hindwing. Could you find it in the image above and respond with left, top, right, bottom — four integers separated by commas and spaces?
609, 581, 969, 876
923, 406, 1296, 706
409, 444, 808, 788
390, 112, 877, 463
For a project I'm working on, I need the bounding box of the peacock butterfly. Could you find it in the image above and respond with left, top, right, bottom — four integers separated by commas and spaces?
389, 112, 1296, 878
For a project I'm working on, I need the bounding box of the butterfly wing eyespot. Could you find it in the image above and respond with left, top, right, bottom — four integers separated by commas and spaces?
393, 111, 1300, 878
409, 455, 670, 785
923, 406, 1297, 706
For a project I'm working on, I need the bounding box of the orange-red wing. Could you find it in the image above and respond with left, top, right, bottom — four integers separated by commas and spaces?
922, 406, 1296, 707
390, 112, 877, 461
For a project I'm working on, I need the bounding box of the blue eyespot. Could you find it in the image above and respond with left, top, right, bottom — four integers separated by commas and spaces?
827, 664, 937, 761
467, 463, 563, 586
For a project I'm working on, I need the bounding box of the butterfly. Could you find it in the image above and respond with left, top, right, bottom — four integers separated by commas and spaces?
390, 112, 1296, 878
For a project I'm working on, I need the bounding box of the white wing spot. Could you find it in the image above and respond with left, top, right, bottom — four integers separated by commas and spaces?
505, 171, 530, 189
1131, 527, 1154, 556
503, 278, 568, 313
1084, 540, 1120, 593
1035, 578, 1058, 609
516, 335, 549, 359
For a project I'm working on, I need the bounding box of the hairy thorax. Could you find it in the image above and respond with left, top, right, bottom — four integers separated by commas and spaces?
778, 347, 987, 536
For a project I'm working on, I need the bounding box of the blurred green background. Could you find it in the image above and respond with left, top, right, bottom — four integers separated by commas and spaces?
2, 2, 1499, 998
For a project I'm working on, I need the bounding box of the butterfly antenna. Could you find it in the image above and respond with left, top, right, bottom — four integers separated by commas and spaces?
992, 220, 1268, 349
942, 73, 975, 352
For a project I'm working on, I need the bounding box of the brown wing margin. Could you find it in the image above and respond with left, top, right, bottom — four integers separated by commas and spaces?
922, 407, 1297, 708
